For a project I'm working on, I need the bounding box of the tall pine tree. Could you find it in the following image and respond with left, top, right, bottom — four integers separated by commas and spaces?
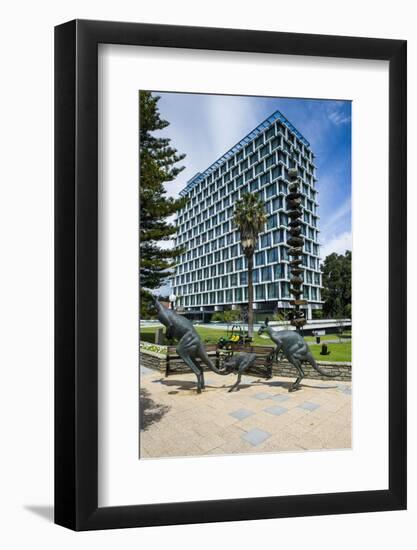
321, 250, 351, 317
139, 91, 187, 316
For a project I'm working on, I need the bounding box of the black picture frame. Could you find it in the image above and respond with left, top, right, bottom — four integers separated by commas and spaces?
55, 19, 407, 531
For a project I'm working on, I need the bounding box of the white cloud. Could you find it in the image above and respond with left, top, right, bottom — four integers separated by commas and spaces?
320, 197, 351, 235
328, 110, 351, 126
320, 231, 352, 260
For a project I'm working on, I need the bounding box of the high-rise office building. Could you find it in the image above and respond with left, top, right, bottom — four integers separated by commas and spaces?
172, 110, 322, 321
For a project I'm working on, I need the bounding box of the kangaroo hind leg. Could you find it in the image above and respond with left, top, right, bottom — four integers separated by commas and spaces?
287, 355, 305, 392
176, 336, 203, 393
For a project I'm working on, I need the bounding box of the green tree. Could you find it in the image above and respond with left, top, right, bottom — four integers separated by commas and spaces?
139, 91, 187, 317
233, 193, 267, 338
321, 250, 352, 318
223, 309, 242, 323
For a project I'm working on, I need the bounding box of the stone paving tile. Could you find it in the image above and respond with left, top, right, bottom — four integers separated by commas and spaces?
264, 405, 288, 416
252, 392, 271, 400
242, 428, 271, 446
229, 408, 254, 421
269, 394, 290, 403
140, 368, 351, 458
298, 401, 321, 412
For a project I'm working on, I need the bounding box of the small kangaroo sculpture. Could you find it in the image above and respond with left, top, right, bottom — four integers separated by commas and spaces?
258, 321, 339, 392
221, 353, 259, 393
151, 298, 227, 393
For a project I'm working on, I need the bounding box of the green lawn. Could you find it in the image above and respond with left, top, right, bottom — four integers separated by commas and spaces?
140, 326, 351, 362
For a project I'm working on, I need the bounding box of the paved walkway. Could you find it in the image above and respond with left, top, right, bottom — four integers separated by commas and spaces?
140, 367, 351, 459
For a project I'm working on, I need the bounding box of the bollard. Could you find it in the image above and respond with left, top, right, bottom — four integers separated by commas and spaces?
320, 343, 330, 356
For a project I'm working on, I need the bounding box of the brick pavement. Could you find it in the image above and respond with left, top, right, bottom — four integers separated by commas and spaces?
140, 366, 351, 458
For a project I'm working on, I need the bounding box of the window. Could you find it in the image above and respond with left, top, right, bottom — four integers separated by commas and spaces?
265, 154, 275, 169
230, 273, 238, 286
274, 263, 285, 279
235, 288, 243, 301
271, 136, 280, 150
225, 290, 233, 302
268, 282, 279, 298
265, 127, 275, 140
259, 144, 269, 158
255, 135, 263, 148
281, 282, 290, 297
261, 266, 272, 281
279, 213, 288, 226
272, 166, 282, 180
255, 250, 265, 266
265, 182, 276, 198
267, 214, 277, 230
280, 246, 288, 261
267, 247, 278, 263
222, 276, 229, 288
250, 178, 259, 192
253, 269, 259, 283
260, 233, 271, 248
240, 271, 248, 285
244, 143, 253, 156
250, 152, 258, 166
255, 285, 266, 299
261, 172, 271, 186
235, 257, 243, 271
244, 169, 253, 182
254, 162, 263, 175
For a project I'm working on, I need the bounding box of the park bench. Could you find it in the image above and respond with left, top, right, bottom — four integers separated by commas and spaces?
165, 344, 224, 377
165, 343, 274, 380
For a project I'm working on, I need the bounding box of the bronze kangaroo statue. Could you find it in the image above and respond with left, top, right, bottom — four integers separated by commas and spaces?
152, 298, 226, 393
258, 321, 339, 392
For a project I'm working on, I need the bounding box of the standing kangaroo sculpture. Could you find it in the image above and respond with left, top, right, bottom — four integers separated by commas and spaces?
258, 321, 339, 392
152, 298, 227, 393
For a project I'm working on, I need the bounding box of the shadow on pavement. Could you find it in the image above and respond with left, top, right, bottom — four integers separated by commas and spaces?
140, 387, 171, 430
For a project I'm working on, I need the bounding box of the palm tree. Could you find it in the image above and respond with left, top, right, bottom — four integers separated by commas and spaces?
233, 193, 267, 338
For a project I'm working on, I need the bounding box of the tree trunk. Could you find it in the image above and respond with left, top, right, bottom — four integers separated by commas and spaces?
247, 254, 254, 338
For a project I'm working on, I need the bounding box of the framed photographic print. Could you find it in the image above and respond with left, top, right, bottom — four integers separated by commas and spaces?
55, 19, 407, 531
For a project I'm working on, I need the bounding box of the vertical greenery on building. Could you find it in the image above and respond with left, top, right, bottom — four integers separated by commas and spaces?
321, 250, 352, 317
139, 91, 187, 316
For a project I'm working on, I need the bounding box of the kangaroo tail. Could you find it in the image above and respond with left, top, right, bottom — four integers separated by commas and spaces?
309, 355, 339, 377
198, 347, 228, 375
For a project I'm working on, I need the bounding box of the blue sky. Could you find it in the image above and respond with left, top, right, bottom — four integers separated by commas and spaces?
152, 91, 351, 262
